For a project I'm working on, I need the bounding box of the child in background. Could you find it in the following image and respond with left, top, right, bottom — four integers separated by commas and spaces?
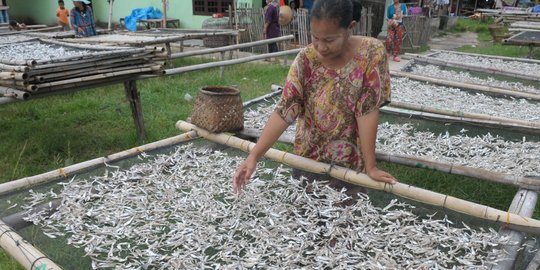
56, 0, 70, 31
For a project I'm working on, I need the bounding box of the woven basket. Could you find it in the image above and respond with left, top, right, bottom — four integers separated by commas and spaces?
191, 86, 244, 133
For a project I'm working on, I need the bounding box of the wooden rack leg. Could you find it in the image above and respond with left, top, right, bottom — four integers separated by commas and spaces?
124, 80, 146, 140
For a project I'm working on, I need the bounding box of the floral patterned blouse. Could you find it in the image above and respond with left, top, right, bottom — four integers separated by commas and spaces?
275, 37, 391, 171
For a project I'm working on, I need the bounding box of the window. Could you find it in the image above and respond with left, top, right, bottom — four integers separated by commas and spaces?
193, 0, 234, 16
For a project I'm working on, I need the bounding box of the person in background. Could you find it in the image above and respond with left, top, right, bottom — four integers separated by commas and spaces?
233, 0, 396, 195
57, 0, 70, 31
385, 0, 407, 62
299, 0, 315, 11
71, 0, 96, 37
264, 0, 281, 55
8, 20, 26, 31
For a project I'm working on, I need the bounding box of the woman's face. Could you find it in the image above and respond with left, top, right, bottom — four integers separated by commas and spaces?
393, 0, 400, 4
74, 1, 83, 8
310, 18, 351, 60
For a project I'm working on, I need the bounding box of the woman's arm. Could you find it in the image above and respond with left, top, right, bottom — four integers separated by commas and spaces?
356, 109, 396, 184
233, 111, 289, 193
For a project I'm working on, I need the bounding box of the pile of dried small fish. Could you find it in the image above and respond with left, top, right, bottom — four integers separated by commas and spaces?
376, 122, 539, 176
244, 101, 540, 176
0, 35, 37, 45
22, 144, 510, 269
0, 41, 89, 61
407, 64, 540, 95
430, 52, 540, 75
392, 77, 540, 121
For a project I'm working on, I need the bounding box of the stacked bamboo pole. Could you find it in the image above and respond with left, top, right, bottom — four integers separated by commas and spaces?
0, 39, 166, 100
176, 120, 540, 233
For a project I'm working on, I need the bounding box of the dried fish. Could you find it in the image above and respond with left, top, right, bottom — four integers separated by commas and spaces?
20, 144, 510, 269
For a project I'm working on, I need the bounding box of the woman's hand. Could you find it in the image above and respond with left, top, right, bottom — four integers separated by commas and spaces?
367, 167, 397, 185
232, 156, 258, 194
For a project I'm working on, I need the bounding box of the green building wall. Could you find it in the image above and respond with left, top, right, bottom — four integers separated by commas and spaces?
7, 0, 261, 29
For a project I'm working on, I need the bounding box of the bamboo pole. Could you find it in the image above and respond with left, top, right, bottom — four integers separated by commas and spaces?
381, 106, 540, 135
0, 59, 36, 66
391, 71, 540, 101
30, 52, 153, 72
389, 100, 540, 129
409, 55, 540, 82
163, 49, 301, 76
176, 120, 540, 233
36, 63, 161, 82
108, 0, 114, 31
238, 127, 540, 190
0, 86, 29, 100
39, 38, 136, 52
0, 63, 29, 72
29, 56, 153, 76
36, 67, 160, 89
242, 84, 282, 107
0, 71, 28, 81
490, 188, 538, 270
0, 97, 17, 105
0, 221, 62, 270
0, 131, 198, 196
430, 49, 540, 65
0, 26, 62, 36
169, 35, 295, 59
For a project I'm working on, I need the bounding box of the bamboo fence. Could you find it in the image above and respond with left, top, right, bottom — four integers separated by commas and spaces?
391, 71, 540, 101
176, 120, 540, 233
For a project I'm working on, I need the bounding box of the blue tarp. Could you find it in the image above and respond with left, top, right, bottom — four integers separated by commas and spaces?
532, 4, 540, 13
124, 7, 163, 32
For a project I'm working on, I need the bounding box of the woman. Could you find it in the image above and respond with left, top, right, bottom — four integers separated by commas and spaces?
264, 0, 280, 54
71, 0, 96, 37
385, 0, 407, 62
233, 0, 396, 194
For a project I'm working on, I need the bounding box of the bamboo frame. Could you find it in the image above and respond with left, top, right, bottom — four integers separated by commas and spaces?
169, 35, 294, 59
382, 106, 540, 135
409, 55, 540, 82
0, 221, 62, 270
430, 49, 540, 65
36, 64, 162, 83
163, 49, 301, 76
491, 188, 538, 270
0, 58, 36, 66
389, 100, 540, 129
0, 26, 62, 36
238, 127, 540, 189
391, 71, 540, 101
0, 131, 198, 196
176, 120, 540, 233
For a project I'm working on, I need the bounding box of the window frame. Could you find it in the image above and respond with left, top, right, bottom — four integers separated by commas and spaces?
192, 0, 233, 16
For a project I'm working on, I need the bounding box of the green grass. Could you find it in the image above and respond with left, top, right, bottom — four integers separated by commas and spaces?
448, 18, 540, 59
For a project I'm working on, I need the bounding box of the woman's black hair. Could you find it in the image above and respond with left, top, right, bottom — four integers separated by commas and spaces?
310, 0, 362, 28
